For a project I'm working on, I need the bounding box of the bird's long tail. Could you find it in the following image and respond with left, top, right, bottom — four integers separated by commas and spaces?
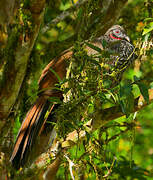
10, 96, 51, 169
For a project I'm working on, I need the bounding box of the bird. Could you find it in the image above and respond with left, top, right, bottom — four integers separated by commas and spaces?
10, 25, 137, 169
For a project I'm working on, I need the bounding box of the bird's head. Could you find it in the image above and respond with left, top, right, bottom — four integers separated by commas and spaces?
103, 25, 130, 45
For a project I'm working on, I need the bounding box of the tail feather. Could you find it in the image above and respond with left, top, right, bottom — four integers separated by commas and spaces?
10, 104, 38, 163
21, 99, 46, 161
10, 96, 50, 169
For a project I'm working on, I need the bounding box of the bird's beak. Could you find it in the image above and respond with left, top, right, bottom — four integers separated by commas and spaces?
124, 35, 130, 42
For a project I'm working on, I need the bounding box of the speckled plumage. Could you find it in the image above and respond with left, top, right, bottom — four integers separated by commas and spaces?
90, 25, 137, 81
85, 25, 137, 86
110, 40, 136, 69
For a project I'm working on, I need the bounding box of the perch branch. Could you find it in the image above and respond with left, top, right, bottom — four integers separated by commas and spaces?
0, 0, 46, 140
21, 89, 153, 178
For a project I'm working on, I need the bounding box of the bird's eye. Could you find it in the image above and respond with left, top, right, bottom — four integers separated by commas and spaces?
112, 29, 121, 35
115, 30, 120, 34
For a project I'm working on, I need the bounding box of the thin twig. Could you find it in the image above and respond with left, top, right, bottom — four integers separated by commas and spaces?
41, 0, 89, 34
64, 155, 75, 180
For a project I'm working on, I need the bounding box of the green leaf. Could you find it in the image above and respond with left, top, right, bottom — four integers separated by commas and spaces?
134, 75, 140, 82
142, 22, 153, 35
85, 42, 102, 53
144, 18, 153, 22
134, 76, 149, 103
120, 100, 126, 115
48, 97, 62, 104
101, 39, 107, 48
77, 8, 83, 20
88, 58, 102, 71
120, 83, 132, 100
136, 82, 149, 104
88, 103, 95, 114
119, 82, 134, 117
13, 116, 21, 140
120, 92, 134, 118
49, 67, 62, 83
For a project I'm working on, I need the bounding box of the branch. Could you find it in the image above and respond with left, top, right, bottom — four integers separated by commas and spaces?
22, 89, 153, 178
91, 89, 153, 130
0, 0, 46, 139
41, 0, 89, 34
42, 0, 128, 38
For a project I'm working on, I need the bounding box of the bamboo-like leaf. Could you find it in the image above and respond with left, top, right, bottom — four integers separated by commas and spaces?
48, 96, 62, 104
134, 76, 149, 104
85, 42, 102, 53
137, 82, 149, 104
49, 67, 62, 83
142, 22, 153, 35
119, 82, 134, 117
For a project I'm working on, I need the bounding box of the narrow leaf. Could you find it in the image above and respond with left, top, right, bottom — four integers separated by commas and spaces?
49, 67, 62, 83
85, 42, 102, 53
142, 22, 153, 35
137, 82, 149, 104
119, 82, 134, 117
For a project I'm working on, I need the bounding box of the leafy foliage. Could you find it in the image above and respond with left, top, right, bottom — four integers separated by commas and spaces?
1, 0, 152, 179
44, 0, 153, 179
